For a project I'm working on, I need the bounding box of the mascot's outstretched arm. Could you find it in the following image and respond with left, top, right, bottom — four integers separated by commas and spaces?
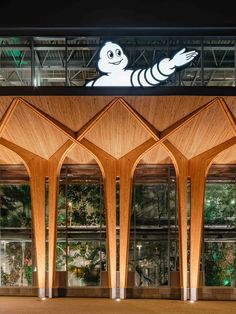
131, 48, 198, 87
86, 42, 198, 87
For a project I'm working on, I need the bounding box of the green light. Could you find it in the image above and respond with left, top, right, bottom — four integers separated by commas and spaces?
223, 279, 230, 286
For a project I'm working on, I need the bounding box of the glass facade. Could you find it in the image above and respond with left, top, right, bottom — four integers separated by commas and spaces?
129, 165, 179, 287
0, 166, 34, 287
203, 166, 236, 287
1, 162, 236, 293
0, 36, 235, 87
56, 164, 107, 287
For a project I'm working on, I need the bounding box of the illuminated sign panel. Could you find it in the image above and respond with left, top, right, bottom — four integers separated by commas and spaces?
86, 42, 198, 87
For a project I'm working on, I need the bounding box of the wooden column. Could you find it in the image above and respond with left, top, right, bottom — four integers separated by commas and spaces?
165, 140, 188, 301
48, 160, 60, 298
118, 157, 133, 299
118, 139, 156, 299
48, 141, 73, 298
189, 157, 206, 301
28, 157, 47, 298
80, 139, 117, 298
102, 158, 117, 298
0, 138, 48, 298
189, 137, 236, 301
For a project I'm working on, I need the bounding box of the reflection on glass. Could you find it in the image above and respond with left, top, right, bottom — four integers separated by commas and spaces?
204, 181, 236, 287
67, 241, 106, 286
0, 184, 33, 287
56, 165, 106, 287
204, 242, 236, 287
129, 165, 179, 288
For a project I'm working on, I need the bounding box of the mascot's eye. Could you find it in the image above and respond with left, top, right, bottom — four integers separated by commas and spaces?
107, 50, 114, 59
115, 49, 122, 57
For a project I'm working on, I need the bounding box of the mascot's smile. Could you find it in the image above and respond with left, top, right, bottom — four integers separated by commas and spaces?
109, 59, 123, 65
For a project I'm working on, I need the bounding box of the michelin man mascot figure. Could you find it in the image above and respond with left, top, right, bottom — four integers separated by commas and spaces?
86, 41, 198, 87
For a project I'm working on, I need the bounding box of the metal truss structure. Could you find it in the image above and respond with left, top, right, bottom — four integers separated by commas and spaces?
0, 36, 235, 87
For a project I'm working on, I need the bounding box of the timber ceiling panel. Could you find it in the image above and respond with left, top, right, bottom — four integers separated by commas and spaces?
0, 97, 14, 120
168, 102, 235, 159
23, 96, 114, 132
222, 96, 236, 119
63, 145, 97, 164
123, 96, 214, 131
2, 102, 68, 159
85, 99, 151, 159
0, 144, 23, 164
213, 144, 236, 164
139, 144, 172, 164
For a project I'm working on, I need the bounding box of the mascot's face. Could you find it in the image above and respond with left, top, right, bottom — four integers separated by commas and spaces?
98, 42, 128, 73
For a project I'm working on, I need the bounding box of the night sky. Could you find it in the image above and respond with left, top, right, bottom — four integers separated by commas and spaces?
0, 0, 235, 27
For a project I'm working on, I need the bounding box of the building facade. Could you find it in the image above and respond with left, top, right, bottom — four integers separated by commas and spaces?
0, 27, 236, 302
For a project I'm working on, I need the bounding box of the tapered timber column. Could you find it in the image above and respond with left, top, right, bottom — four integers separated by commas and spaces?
118, 158, 133, 299
165, 140, 188, 301
80, 139, 117, 299
102, 158, 117, 299
189, 137, 236, 301
48, 161, 59, 298
48, 141, 73, 298
0, 138, 48, 298
189, 157, 207, 302
28, 157, 47, 298
118, 139, 156, 299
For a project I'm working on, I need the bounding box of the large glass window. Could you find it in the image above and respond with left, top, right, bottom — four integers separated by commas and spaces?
129, 165, 178, 288
203, 165, 236, 287
0, 165, 34, 287
0, 35, 235, 87
56, 165, 106, 287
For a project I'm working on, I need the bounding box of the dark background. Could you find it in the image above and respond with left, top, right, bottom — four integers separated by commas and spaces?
0, 0, 235, 28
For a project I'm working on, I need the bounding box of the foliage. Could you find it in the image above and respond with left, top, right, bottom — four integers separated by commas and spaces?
204, 242, 236, 286
204, 183, 236, 286
0, 184, 31, 227
0, 184, 33, 286
67, 241, 106, 285
132, 183, 176, 226
204, 183, 236, 225
57, 183, 105, 226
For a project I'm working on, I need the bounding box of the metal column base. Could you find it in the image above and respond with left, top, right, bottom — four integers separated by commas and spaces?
181, 288, 188, 301
110, 288, 116, 299
48, 288, 53, 298
38, 288, 46, 299
120, 288, 126, 299
190, 288, 197, 301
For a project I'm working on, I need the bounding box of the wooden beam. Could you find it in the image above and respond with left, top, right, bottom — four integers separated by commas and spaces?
76, 98, 118, 140
120, 138, 157, 168
0, 137, 46, 172
164, 140, 188, 301
218, 97, 236, 134
119, 98, 160, 140
0, 98, 19, 136
48, 98, 118, 160
160, 97, 220, 140
193, 136, 236, 167
19, 97, 76, 141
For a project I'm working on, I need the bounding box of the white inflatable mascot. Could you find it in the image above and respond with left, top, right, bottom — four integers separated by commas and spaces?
86, 41, 198, 87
